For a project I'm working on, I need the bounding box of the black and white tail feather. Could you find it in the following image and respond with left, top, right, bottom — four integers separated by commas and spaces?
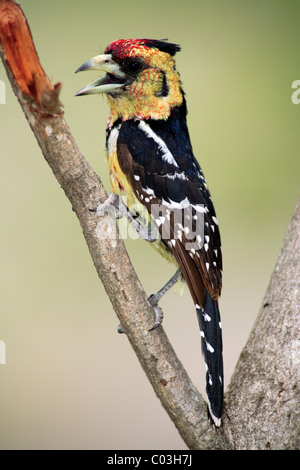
196, 296, 223, 426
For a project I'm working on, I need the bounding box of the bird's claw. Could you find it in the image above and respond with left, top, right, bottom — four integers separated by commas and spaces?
148, 295, 164, 331
117, 324, 125, 334
118, 296, 164, 333
89, 192, 123, 217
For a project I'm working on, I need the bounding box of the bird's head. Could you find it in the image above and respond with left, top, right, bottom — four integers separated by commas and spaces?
75, 39, 183, 122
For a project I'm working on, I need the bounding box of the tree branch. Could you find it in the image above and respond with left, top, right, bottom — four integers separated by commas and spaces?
224, 197, 300, 449
1, 0, 299, 450
0, 0, 225, 450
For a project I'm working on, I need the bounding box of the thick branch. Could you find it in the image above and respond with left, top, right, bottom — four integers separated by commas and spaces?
224, 198, 300, 449
1, 0, 299, 450
0, 0, 225, 449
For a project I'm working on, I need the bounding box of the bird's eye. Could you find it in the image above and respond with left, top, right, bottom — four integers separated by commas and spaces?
123, 58, 145, 75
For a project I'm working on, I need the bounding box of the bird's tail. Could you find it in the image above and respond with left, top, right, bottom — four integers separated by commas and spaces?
196, 294, 223, 426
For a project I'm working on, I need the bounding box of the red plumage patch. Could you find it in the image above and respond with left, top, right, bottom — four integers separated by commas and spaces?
104, 39, 147, 60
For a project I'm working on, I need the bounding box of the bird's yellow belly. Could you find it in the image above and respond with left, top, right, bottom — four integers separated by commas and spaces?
107, 148, 177, 266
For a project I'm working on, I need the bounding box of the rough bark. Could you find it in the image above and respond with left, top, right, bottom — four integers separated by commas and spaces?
0, 0, 299, 450
224, 199, 300, 449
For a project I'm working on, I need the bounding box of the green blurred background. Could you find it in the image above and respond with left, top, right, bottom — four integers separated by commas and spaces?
0, 0, 299, 449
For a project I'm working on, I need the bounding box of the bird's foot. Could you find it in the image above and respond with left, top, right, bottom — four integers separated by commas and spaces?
148, 295, 164, 331
117, 324, 125, 334
116, 297, 164, 334
89, 192, 125, 219
90, 193, 157, 242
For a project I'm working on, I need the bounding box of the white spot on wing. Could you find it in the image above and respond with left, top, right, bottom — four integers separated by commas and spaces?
165, 172, 187, 181
161, 197, 190, 210
196, 235, 202, 244
138, 121, 179, 167
144, 187, 155, 196
193, 204, 206, 213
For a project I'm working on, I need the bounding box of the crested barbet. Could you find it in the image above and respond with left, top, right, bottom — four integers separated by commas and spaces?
75, 38, 223, 426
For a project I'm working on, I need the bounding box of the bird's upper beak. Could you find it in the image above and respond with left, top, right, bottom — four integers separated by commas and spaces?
75, 54, 125, 96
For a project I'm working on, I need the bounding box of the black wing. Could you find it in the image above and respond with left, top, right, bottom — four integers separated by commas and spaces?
114, 112, 222, 307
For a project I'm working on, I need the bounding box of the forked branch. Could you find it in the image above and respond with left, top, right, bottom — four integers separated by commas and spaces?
0, 0, 225, 449
1, 0, 299, 450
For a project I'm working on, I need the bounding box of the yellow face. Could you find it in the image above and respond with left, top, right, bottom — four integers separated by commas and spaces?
75, 39, 184, 122
107, 52, 182, 121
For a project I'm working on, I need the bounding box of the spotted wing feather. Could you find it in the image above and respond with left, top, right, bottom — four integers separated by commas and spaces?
115, 116, 222, 303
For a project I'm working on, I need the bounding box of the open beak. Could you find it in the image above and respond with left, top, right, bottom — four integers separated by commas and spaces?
75, 54, 125, 96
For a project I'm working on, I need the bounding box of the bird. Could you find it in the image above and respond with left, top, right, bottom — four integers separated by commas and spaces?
75, 38, 223, 426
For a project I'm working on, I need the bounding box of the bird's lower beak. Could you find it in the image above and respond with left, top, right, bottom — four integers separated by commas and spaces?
75, 54, 125, 96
